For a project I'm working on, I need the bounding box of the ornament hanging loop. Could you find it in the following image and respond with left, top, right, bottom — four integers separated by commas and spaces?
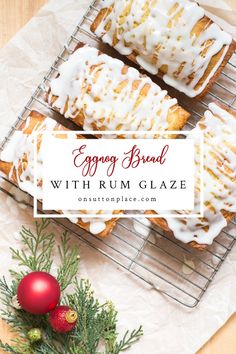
65, 310, 78, 324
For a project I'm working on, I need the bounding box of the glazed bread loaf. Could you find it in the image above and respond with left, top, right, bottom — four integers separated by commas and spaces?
66, 210, 121, 237
146, 103, 236, 249
91, 0, 235, 98
0, 111, 70, 197
0, 111, 120, 237
47, 44, 190, 136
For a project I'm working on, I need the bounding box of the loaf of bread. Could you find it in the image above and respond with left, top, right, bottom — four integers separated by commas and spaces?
47, 44, 190, 135
0, 111, 120, 237
91, 0, 235, 98
145, 103, 236, 249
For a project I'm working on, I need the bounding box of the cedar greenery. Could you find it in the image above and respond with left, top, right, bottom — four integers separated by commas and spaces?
0, 219, 143, 353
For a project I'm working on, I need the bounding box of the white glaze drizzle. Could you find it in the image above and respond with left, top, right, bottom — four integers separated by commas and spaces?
1, 117, 57, 198
94, 0, 232, 97
48, 45, 178, 135
155, 103, 236, 245
0, 116, 114, 235
66, 210, 115, 234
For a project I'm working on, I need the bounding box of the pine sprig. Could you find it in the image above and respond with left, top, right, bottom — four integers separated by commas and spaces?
0, 342, 18, 354
10, 219, 54, 273
9, 220, 79, 293
0, 221, 143, 353
57, 231, 79, 291
112, 327, 144, 354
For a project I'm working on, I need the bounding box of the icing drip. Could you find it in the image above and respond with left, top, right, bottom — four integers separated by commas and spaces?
93, 0, 232, 97
1, 117, 57, 198
0, 116, 114, 235
155, 103, 236, 245
48, 45, 177, 136
182, 257, 195, 275
66, 210, 114, 234
133, 217, 151, 237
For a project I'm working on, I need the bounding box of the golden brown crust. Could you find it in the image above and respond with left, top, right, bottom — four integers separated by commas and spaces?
0, 111, 121, 238
0, 110, 84, 180
0, 111, 57, 184
147, 213, 207, 251
196, 40, 236, 100
0, 160, 13, 178
145, 102, 236, 250
90, 8, 110, 33
145, 212, 206, 250
213, 101, 236, 118
91, 8, 235, 99
126, 42, 236, 100
47, 95, 189, 135
46, 43, 190, 133
166, 103, 190, 132
75, 210, 122, 237
145, 210, 234, 251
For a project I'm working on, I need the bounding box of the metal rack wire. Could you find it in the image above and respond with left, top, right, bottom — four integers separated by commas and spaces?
0, 0, 236, 307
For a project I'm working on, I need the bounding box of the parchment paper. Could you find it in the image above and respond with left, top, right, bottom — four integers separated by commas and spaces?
0, 1, 235, 353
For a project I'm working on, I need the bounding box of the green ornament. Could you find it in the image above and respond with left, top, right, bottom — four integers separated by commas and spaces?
27, 328, 42, 343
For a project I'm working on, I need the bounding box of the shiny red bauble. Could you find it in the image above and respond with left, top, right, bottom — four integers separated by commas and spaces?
17, 271, 60, 314
49, 306, 78, 333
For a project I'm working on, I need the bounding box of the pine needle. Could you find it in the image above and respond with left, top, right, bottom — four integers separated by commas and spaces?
0, 221, 143, 353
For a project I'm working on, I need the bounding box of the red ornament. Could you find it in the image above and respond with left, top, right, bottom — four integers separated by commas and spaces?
49, 305, 78, 333
17, 271, 60, 314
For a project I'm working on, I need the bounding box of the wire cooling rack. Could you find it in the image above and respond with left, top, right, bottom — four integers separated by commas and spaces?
0, 0, 236, 307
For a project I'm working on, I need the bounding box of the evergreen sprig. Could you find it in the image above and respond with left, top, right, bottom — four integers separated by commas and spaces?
57, 232, 79, 292
0, 221, 143, 353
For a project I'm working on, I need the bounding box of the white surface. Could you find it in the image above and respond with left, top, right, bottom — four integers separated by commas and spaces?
0, 1, 236, 353
41, 136, 195, 211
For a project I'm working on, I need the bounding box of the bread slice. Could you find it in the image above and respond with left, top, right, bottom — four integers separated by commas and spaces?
46, 43, 190, 135
145, 103, 236, 250
91, 0, 236, 99
0, 111, 121, 237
